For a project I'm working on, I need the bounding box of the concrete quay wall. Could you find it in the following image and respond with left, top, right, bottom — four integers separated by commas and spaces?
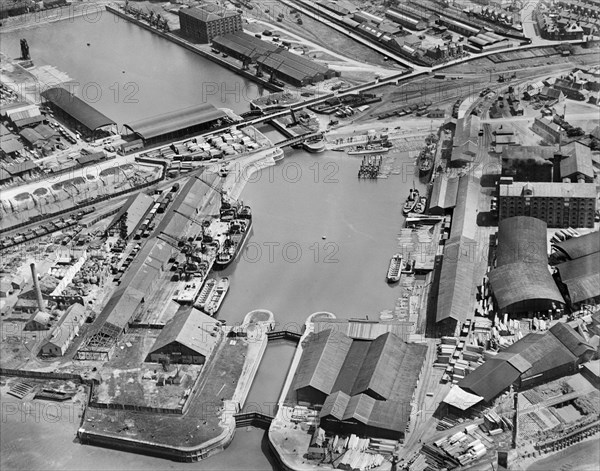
105, 6, 282, 93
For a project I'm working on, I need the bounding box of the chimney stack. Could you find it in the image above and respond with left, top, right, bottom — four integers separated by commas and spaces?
30, 263, 45, 311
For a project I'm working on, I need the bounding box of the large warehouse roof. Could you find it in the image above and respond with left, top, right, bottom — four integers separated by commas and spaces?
149, 307, 221, 359
496, 216, 548, 267
553, 231, 599, 261
314, 330, 427, 435
292, 329, 353, 396
41, 87, 115, 131
488, 261, 564, 310
459, 324, 591, 402
557, 252, 600, 304
436, 236, 477, 325
124, 104, 227, 141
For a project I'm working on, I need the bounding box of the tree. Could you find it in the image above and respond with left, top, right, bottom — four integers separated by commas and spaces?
566, 127, 584, 137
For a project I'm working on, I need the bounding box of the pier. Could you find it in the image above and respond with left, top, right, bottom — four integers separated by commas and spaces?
358, 155, 383, 179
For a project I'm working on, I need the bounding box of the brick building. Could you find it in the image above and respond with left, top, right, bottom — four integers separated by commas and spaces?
179, 6, 242, 44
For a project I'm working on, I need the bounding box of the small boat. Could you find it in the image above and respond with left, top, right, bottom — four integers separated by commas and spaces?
348, 145, 390, 155
195, 278, 216, 310
414, 196, 427, 214
387, 254, 402, 283
204, 277, 230, 316
402, 188, 419, 216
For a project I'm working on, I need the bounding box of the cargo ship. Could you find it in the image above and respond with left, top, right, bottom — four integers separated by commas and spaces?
194, 278, 217, 310
387, 254, 403, 283
303, 134, 326, 153
402, 187, 420, 215
348, 145, 390, 155
204, 277, 230, 316
214, 211, 252, 269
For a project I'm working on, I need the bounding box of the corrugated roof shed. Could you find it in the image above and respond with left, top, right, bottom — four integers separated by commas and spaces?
459, 358, 520, 402
0, 138, 24, 154
560, 142, 594, 179
489, 261, 564, 310
124, 104, 226, 141
108, 191, 154, 239
44, 303, 86, 350
312, 318, 416, 341
19, 127, 43, 145
496, 216, 548, 267
6, 160, 38, 175
342, 393, 376, 422
556, 252, 600, 304
449, 175, 479, 241
292, 329, 353, 396
41, 87, 115, 131
436, 236, 477, 324
550, 322, 594, 358
553, 231, 600, 260
149, 307, 220, 358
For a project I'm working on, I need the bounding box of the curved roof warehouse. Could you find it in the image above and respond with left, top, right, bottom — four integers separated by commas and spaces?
41, 87, 115, 137
124, 103, 228, 145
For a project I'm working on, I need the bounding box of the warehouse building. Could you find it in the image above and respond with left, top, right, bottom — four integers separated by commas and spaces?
292, 329, 427, 439
39, 303, 86, 357
555, 252, 600, 309
385, 9, 427, 30
106, 192, 155, 240
211, 32, 338, 87
179, 6, 242, 44
498, 179, 597, 228
488, 217, 564, 317
124, 103, 228, 146
558, 142, 594, 183
40, 87, 116, 139
551, 231, 600, 263
146, 307, 221, 365
458, 322, 595, 403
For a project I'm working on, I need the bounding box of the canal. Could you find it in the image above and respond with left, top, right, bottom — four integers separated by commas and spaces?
0, 13, 428, 471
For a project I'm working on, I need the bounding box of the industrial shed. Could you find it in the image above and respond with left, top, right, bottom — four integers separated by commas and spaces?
552, 231, 599, 262
124, 104, 227, 145
212, 32, 338, 87
489, 216, 564, 316
555, 252, 600, 307
294, 330, 427, 439
146, 308, 221, 365
39, 303, 86, 356
41, 87, 116, 138
459, 323, 594, 402
24, 310, 52, 331
107, 192, 154, 240
428, 174, 460, 215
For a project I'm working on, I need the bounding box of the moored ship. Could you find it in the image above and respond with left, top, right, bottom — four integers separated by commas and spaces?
387, 254, 403, 283
204, 277, 229, 316
348, 144, 390, 155
194, 278, 216, 310
402, 187, 420, 215
214, 216, 252, 269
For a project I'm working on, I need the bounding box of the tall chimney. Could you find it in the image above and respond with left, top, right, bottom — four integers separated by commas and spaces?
30, 263, 45, 311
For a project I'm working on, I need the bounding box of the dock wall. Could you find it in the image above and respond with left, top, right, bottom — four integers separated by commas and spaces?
105, 6, 282, 93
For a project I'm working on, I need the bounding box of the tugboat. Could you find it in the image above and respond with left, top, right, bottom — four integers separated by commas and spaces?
402, 187, 420, 215
413, 196, 427, 214
387, 254, 403, 283
204, 277, 230, 316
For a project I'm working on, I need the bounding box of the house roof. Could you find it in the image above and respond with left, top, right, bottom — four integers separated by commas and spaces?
149, 307, 220, 358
